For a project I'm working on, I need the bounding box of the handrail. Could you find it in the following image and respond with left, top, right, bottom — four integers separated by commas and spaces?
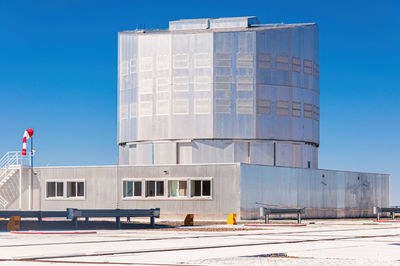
0, 195, 8, 208
0, 151, 32, 169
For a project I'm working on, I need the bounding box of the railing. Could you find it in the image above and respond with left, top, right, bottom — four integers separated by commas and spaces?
373, 206, 400, 220
67, 208, 161, 229
0, 195, 8, 209
259, 207, 305, 224
0, 151, 32, 169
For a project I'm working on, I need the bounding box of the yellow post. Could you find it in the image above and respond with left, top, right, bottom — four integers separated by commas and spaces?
7, 216, 21, 231
227, 213, 237, 225
184, 214, 194, 226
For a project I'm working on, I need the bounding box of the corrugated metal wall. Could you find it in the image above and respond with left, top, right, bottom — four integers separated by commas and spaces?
240, 164, 389, 219
23, 164, 389, 220
117, 21, 320, 169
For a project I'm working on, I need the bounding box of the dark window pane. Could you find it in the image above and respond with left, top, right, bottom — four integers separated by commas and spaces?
77, 182, 84, 197
123, 181, 133, 197
146, 181, 155, 197
192, 180, 201, 196
56, 182, 63, 197
134, 181, 142, 196
156, 181, 164, 196
67, 182, 75, 197
47, 182, 55, 197
202, 180, 211, 196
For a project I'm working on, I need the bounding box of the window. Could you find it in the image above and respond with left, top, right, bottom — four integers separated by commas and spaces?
236, 99, 253, 114
292, 57, 301, 72
304, 103, 313, 118
215, 53, 232, 67
303, 59, 313, 75
256, 99, 271, 115
134, 181, 142, 196
191, 180, 211, 197
292, 102, 301, 117
168, 181, 187, 197
237, 53, 253, 68
46, 182, 63, 198
313, 105, 320, 121
276, 55, 289, 71
276, 100, 289, 116
146, 181, 164, 197
123, 180, 142, 198
314, 64, 319, 79
258, 53, 271, 69
173, 54, 189, 69
67, 181, 85, 198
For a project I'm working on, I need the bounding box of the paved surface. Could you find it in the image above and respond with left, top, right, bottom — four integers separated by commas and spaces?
0, 220, 399, 265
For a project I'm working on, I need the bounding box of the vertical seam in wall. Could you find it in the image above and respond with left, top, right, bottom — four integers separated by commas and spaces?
152, 143, 154, 164
211, 32, 214, 139
169, 34, 173, 139
117, 32, 121, 144
253, 31, 257, 142
212, 32, 216, 138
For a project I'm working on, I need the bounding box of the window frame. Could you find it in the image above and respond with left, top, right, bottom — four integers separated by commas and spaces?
122, 179, 144, 199
190, 178, 212, 198
168, 179, 188, 198
65, 180, 86, 200
45, 179, 86, 200
45, 180, 64, 199
145, 180, 165, 198
120, 177, 213, 200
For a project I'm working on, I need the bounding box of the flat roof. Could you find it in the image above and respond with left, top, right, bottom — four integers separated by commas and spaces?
34, 163, 389, 176
120, 16, 316, 34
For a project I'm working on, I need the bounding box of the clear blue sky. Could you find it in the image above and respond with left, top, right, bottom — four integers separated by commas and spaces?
1, 0, 399, 203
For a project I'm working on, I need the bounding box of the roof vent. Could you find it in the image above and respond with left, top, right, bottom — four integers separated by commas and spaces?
169, 16, 259, 31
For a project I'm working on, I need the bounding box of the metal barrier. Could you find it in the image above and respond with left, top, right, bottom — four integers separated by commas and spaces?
67, 208, 161, 229
0, 208, 160, 229
259, 207, 305, 224
373, 207, 400, 220
0, 211, 67, 223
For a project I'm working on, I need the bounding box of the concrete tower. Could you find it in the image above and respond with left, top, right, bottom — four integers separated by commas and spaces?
118, 16, 319, 168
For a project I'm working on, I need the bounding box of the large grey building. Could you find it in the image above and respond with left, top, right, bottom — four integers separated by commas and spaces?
0, 17, 389, 220
118, 16, 319, 169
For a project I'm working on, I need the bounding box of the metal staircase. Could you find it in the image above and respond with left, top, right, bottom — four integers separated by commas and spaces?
0, 151, 31, 208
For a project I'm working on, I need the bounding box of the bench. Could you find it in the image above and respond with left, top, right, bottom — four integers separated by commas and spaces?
373, 207, 400, 220
0, 211, 67, 223
259, 207, 305, 224
67, 208, 160, 229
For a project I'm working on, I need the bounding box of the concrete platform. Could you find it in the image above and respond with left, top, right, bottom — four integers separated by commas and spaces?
0, 219, 399, 265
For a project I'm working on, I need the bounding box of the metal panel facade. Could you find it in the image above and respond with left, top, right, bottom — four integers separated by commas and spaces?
16, 163, 388, 220
240, 164, 389, 219
32, 164, 241, 220
118, 18, 319, 168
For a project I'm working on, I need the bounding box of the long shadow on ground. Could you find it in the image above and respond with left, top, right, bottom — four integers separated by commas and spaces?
0, 220, 167, 231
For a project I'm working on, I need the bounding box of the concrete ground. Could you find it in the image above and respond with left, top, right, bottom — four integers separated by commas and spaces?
0, 218, 399, 265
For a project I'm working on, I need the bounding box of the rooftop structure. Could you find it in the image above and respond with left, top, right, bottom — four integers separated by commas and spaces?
118, 16, 319, 168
